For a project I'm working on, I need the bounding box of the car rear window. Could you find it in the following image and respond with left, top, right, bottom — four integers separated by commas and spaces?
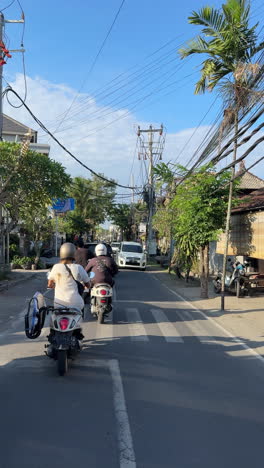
121, 244, 143, 253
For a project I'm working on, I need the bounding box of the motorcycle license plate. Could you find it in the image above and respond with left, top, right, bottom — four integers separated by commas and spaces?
53, 333, 72, 348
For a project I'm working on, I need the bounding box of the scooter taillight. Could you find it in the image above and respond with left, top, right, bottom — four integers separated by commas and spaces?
100, 289, 107, 295
59, 318, 69, 330
100, 299, 107, 303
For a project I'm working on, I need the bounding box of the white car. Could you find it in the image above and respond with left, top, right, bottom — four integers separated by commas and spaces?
117, 242, 147, 271
111, 242, 121, 254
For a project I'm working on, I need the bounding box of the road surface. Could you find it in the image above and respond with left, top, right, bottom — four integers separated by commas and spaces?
1, 269, 264, 468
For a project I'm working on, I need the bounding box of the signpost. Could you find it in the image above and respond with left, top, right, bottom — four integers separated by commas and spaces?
52, 198, 75, 256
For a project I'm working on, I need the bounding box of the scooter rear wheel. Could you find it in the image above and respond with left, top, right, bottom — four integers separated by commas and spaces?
98, 310, 105, 324
57, 350, 68, 376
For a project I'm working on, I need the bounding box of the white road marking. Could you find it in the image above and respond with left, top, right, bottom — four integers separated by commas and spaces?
156, 277, 264, 364
178, 309, 216, 344
150, 308, 184, 343
2, 357, 137, 468
109, 359, 137, 468
126, 308, 149, 341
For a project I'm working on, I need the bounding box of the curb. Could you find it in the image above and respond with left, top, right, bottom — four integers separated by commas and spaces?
0, 272, 36, 293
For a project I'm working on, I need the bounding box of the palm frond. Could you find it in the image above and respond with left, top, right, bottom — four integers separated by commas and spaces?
189, 7, 225, 35
250, 41, 264, 58
179, 36, 210, 58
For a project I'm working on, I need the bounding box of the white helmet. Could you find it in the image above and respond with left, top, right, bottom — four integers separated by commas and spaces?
95, 243, 107, 256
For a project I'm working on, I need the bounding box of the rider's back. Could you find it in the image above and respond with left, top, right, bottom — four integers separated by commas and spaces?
86, 255, 118, 286
48, 263, 88, 310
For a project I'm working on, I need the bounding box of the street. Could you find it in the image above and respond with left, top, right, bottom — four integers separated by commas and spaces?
1, 269, 264, 468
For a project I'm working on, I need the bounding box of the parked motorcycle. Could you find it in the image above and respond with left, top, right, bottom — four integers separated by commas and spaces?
40, 248, 53, 258
90, 283, 113, 324
213, 262, 247, 297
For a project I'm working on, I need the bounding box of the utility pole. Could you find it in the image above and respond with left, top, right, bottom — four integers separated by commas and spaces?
137, 124, 164, 255
0, 12, 4, 140
0, 11, 25, 267
130, 174, 135, 240
0, 12, 25, 139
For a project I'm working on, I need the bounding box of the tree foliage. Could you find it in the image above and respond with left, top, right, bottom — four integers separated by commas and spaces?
109, 204, 132, 240
179, 0, 264, 95
154, 163, 239, 296
66, 175, 116, 237
0, 142, 71, 232
171, 166, 233, 245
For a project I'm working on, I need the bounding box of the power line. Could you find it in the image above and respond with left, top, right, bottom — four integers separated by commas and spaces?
38, 49, 189, 139
215, 133, 264, 176
58, 68, 195, 145
41, 35, 184, 130
53, 0, 126, 136
173, 100, 264, 191
172, 95, 220, 167
3, 86, 135, 190
0, 0, 15, 12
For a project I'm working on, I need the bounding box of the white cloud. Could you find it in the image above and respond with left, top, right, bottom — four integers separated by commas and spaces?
4, 73, 264, 190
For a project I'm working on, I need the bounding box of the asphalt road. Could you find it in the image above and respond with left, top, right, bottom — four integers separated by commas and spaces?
1, 269, 264, 468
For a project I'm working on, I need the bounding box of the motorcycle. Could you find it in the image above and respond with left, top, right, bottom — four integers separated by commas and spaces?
45, 306, 84, 376
25, 272, 95, 376
213, 262, 247, 297
90, 283, 113, 324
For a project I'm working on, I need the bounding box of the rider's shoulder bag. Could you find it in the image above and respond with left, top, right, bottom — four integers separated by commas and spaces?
64, 264, 85, 296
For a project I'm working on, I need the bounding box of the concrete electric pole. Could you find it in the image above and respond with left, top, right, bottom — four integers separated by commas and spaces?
0, 12, 4, 140
0, 11, 25, 140
0, 11, 25, 266
137, 124, 164, 255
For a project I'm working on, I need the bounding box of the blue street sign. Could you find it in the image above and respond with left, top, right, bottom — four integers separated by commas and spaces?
52, 198, 75, 212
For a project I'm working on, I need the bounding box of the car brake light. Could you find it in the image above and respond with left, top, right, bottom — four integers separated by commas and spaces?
100, 299, 107, 303
59, 318, 69, 330
101, 289, 107, 295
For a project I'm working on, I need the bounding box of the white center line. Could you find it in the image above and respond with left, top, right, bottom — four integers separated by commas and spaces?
109, 359, 137, 468
126, 308, 149, 341
150, 308, 184, 343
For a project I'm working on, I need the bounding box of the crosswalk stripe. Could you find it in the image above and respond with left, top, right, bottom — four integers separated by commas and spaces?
126, 308, 149, 341
150, 309, 184, 343
179, 309, 216, 344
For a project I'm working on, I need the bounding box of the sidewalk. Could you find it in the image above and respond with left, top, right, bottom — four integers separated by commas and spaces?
0, 257, 59, 293
150, 265, 264, 357
0, 270, 38, 292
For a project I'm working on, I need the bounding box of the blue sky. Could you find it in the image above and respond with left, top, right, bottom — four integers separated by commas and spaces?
2, 0, 264, 188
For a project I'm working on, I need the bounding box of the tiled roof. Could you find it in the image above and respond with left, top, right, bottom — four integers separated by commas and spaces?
232, 188, 264, 213
236, 161, 264, 189
2, 114, 36, 135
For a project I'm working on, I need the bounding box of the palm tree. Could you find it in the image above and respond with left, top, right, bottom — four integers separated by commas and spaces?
179, 0, 264, 305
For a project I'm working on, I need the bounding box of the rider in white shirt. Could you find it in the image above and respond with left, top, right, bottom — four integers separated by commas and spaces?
48, 243, 90, 311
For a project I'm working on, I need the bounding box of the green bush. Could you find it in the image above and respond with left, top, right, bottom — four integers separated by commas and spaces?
12, 256, 33, 269
9, 243, 19, 260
